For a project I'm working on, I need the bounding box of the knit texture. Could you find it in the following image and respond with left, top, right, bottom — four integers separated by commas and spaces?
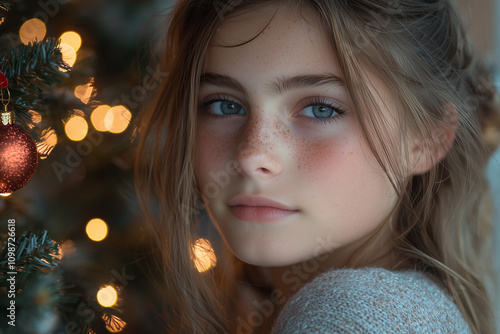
272, 267, 471, 333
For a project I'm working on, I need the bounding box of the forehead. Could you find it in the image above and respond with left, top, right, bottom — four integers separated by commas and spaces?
205, 5, 339, 79
203, 4, 402, 137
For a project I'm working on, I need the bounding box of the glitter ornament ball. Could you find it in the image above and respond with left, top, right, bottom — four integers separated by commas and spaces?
0, 112, 38, 193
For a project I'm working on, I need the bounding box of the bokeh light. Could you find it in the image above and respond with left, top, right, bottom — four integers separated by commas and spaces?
74, 81, 94, 104
56, 240, 76, 260
64, 115, 88, 141
59, 43, 77, 69
103, 314, 126, 333
0, 193, 11, 197
85, 218, 108, 242
91, 105, 111, 132
97, 286, 118, 307
60, 31, 82, 52
105, 105, 132, 134
19, 19, 46, 45
36, 128, 57, 159
193, 238, 217, 273
28, 110, 42, 124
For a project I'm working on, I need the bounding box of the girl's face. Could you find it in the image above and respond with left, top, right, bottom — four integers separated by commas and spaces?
195, 5, 399, 267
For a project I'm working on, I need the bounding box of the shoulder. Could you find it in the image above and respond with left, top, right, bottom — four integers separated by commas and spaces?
272, 267, 471, 334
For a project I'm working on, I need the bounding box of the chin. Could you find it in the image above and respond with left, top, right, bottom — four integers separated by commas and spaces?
231, 247, 309, 268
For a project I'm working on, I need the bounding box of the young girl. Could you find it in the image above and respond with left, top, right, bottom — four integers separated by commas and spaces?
135, 0, 500, 333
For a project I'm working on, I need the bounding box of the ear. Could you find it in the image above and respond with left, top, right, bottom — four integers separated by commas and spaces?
409, 105, 458, 175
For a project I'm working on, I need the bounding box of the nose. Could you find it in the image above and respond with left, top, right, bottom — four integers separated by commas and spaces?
235, 115, 284, 179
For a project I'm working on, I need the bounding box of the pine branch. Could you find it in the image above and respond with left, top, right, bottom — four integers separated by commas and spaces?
0, 231, 86, 333
0, 38, 71, 121
0, 0, 11, 11
0, 230, 61, 286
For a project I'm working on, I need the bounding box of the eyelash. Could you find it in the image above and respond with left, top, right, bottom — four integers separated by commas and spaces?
300, 97, 347, 125
199, 94, 240, 121
199, 94, 347, 124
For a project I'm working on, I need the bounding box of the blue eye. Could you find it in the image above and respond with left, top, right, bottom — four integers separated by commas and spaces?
299, 99, 347, 125
219, 101, 243, 115
304, 105, 337, 118
204, 100, 244, 116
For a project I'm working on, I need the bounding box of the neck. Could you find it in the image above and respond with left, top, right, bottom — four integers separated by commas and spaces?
267, 225, 401, 297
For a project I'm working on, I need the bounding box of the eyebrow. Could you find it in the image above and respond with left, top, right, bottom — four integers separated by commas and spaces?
200, 72, 344, 96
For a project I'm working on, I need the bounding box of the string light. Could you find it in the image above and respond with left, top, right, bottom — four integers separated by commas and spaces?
19, 19, 46, 45
193, 238, 217, 273
64, 115, 88, 141
103, 314, 126, 333
28, 110, 42, 124
74, 80, 94, 104
91, 105, 111, 132
56, 240, 76, 260
60, 31, 82, 52
85, 218, 108, 242
97, 286, 118, 307
105, 105, 132, 134
59, 43, 77, 70
36, 128, 57, 159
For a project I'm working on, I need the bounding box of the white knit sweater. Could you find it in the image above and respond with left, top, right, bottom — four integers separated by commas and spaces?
272, 267, 471, 333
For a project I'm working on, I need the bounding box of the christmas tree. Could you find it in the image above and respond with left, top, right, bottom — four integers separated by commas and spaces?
0, 0, 173, 333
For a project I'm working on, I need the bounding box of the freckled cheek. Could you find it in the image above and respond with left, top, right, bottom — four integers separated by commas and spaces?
305, 137, 394, 203
294, 136, 350, 182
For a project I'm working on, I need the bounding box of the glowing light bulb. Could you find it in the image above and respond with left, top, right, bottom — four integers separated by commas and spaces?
64, 115, 88, 142
103, 314, 126, 333
28, 110, 42, 124
0, 193, 11, 197
193, 238, 217, 273
85, 218, 108, 242
19, 19, 46, 45
97, 286, 118, 307
36, 128, 57, 158
91, 105, 111, 132
60, 31, 82, 52
58, 240, 76, 259
74, 81, 94, 104
59, 43, 77, 70
105, 105, 132, 134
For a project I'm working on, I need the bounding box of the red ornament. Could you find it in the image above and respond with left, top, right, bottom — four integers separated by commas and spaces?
0, 68, 8, 89
0, 112, 38, 193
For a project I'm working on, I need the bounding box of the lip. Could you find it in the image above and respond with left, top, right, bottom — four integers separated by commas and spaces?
227, 195, 299, 223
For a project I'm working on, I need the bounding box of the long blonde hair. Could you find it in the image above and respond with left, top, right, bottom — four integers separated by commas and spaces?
135, 0, 500, 333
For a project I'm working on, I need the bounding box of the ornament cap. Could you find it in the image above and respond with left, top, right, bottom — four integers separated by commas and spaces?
1, 111, 14, 125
